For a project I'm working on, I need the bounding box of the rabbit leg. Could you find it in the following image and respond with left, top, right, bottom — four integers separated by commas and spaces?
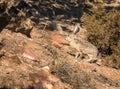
85, 55, 97, 63
75, 52, 80, 58
75, 50, 83, 59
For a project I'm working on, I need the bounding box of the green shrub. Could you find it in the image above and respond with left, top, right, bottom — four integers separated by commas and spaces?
81, 5, 120, 68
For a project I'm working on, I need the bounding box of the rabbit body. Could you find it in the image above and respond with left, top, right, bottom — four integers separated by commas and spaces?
66, 35, 99, 62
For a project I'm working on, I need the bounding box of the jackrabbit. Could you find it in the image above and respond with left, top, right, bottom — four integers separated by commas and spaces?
66, 24, 100, 63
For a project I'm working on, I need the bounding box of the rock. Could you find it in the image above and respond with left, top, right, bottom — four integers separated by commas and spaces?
15, 18, 36, 37
94, 0, 104, 3
78, 61, 120, 88
51, 34, 69, 45
52, 41, 62, 48
97, 66, 120, 83
21, 18, 36, 30
29, 66, 70, 89
30, 27, 43, 40
51, 34, 69, 48
79, 62, 97, 72
0, 29, 53, 66
22, 48, 40, 61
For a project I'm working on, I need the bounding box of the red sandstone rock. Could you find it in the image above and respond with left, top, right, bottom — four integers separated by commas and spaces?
52, 41, 62, 48
22, 48, 40, 61
79, 62, 97, 72
51, 34, 69, 45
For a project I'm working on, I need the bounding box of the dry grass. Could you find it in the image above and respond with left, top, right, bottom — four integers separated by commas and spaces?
50, 57, 96, 89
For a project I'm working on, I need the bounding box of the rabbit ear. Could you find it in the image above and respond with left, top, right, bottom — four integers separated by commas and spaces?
73, 24, 81, 35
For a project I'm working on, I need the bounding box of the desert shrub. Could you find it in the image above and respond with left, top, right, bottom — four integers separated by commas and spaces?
81, 5, 120, 68
50, 58, 96, 89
